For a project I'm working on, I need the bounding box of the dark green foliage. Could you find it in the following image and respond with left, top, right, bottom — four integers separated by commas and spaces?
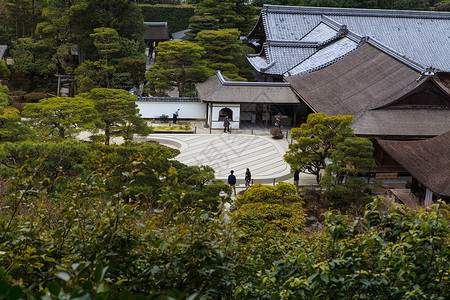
23, 92, 48, 103
177, 165, 231, 211
196, 28, 251, 81
241, 200, 450, 299
188, 0, 256, 39
115, 58, 147, 87
10, 38, 56, 82
321, 136, 376, 209
285, 113, 354, 184
434, 0, 450, 10
84, 88, 151, 144
74, 59, 112, 92
145, 41, 212, 96
139, 4, 195, 33
111, 72, 134, 91
0, 137, 448, 299
0, 60, 11, 79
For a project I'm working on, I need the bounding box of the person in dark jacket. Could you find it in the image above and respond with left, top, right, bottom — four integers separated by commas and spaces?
245, 168, 251, 188
224, 116, 230, 133
173, 108, 180, 124
294, 169, 300, 187
228, 170, 236, 196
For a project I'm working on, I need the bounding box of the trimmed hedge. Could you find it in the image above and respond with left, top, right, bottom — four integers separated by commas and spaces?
139, 4, 195, 33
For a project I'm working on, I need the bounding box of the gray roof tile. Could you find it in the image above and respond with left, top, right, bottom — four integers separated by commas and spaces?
251, 5, 450, 72
286, 37, 358, 76
300, 22, 337, 42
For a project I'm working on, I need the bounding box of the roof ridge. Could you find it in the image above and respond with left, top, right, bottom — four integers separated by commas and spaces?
284, 44, 359, 76
144, 22, 168, 26
216, 71, 290, 87
266, 40, 318, 47
262, 4, 450, 19
364, 37, 426, 72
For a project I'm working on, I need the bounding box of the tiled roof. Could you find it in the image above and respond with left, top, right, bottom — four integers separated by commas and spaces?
285, 37, 358, 76
285, 43, 421, 116
196, 71, 299, 104
137, 97, 201, 102
248, 5, 450, 72
143, 22, 170, 41
0, 46, 7, 59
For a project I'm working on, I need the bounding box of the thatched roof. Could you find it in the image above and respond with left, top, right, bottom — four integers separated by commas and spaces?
143, 22, 170, 42
196, 71, 300, 104
352, 109, 450, 137
285, 43, 421, 116
378, 131, 450, 197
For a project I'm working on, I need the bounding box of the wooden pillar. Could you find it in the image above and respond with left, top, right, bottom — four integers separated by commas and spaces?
293, 106, 297, 126
265, 104, 269, 128
205, 103, 209, 127
209, 103, 213, 129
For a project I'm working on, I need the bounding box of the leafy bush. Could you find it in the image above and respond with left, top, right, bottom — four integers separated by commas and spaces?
23, 91, 48, 103
231, 202, 306, 243
235, 182, 301, 207
239, 199, 450, 298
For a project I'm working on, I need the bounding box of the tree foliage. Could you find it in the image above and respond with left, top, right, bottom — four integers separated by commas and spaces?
321, 136, 376, 207
0, 84, 34, 142
74, 59, 113, 93
284, 113, 354, 184
188, 0, 256, 39
145, 41, 211, 96
0, 136, 448, 299
84, 88, 150, 145
196, 28, 250, 81
22, 96, 99, 140
90, 27, 120, 88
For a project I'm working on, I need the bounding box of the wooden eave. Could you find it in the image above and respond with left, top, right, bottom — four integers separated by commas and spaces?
375, 77, 450, 110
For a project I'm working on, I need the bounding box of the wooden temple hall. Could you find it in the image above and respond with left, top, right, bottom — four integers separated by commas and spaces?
196, 71, 311, 130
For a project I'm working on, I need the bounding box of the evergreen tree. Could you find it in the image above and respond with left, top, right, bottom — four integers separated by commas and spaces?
145, 41, 211, 97
284, 113, 354, 184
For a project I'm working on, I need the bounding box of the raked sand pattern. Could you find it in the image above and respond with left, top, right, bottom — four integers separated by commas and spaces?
140, 134, 294, 184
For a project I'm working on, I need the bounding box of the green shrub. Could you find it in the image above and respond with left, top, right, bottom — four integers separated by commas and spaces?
24, 92, 48, 103
235, 182, 302, 207
231, 202, 306, 243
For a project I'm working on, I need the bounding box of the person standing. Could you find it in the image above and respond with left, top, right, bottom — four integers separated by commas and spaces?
223, 116, 230, 133
173, 108, 180, 124
293, 169, 300, 187
228, 170, 236, 196
245, 168, 251, 188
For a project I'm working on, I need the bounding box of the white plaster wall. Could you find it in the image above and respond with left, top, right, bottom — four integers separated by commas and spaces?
211, 104, 240, 129
136, 101, 207, 120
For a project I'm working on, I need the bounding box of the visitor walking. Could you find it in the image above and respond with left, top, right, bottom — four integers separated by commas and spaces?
173, 108, 180, 124
245, 168, 251, 188
224, 116, 230, 133
228, 170, 237, 196
294, 169, 300, 187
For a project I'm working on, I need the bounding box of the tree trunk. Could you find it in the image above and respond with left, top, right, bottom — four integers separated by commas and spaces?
105, 125, 110, 145
105, 54, 110, 88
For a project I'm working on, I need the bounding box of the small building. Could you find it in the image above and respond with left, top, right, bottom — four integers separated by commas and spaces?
196, 71, 307, 129
143, 22, 170, 59
377, 132, 450, 206
136, 97, 205, 121
246, 5, 450, 81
